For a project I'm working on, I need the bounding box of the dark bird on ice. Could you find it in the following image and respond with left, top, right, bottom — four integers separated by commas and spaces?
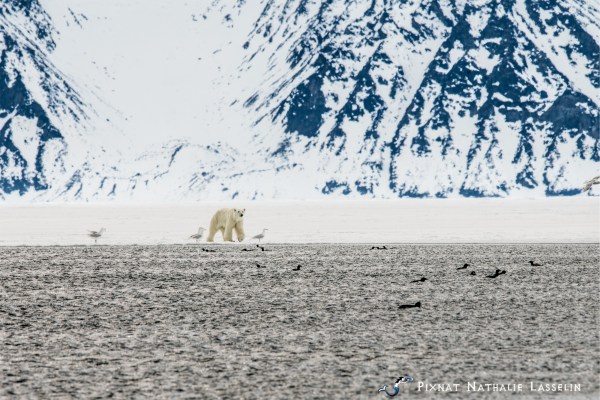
256, 244, 266, 252
410, 277, 428, 283
398, 301, 421, 309
371, 246, 388, 250
201, 248, 216, 253
293, 265, 301, 271
486, 269, 506, 278
395, 376, 414, 384
457, 263, 469, 270
486, 269, 499, 278
470, 271, 476, 276
529, 261, 542, 266
486, 269, 501, 278
256, 263, 265, 268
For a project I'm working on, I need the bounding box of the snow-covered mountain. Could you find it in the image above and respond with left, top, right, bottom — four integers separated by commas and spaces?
1, 0, 598, 201
0, 0, 126, 200
0, 0, 74, 196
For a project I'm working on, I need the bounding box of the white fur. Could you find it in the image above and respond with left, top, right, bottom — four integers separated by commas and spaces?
207, 208, 245, 242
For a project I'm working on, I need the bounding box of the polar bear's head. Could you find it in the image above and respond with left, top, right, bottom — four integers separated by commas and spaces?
233, 208, 245, 219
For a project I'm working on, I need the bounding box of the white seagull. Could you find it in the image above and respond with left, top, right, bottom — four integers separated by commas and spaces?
88, 228, 106, 244
583, 175, 600, 192
252, 228, 268, 243
190, 227, 206, 243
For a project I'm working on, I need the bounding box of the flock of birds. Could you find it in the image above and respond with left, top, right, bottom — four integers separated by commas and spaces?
89, 222, 552, 300
395, 257, 543, 309
241, 245, 546, 307
86, 227, 269, 244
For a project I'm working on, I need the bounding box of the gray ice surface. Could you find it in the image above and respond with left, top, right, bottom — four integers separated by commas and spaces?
0, 244, 598, 399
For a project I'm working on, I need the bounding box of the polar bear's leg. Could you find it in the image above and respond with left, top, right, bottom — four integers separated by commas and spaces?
224, 221, 234, 242
206, 230, 215, 242
219, 226, 225, 240
207, 220, 218, 242
234, 220, 245, 242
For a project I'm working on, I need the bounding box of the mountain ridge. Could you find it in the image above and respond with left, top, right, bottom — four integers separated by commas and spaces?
0, 0, 598, 201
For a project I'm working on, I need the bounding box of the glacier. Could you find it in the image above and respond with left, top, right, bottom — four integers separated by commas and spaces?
0, 0, 598, 201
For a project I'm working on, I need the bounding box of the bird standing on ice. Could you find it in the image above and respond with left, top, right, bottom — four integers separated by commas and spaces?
190, 227, 206, 243
252, 228, 268, 243
88, 228, 106, 244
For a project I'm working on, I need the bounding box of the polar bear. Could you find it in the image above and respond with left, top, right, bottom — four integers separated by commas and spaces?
207, 208, 245, 242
